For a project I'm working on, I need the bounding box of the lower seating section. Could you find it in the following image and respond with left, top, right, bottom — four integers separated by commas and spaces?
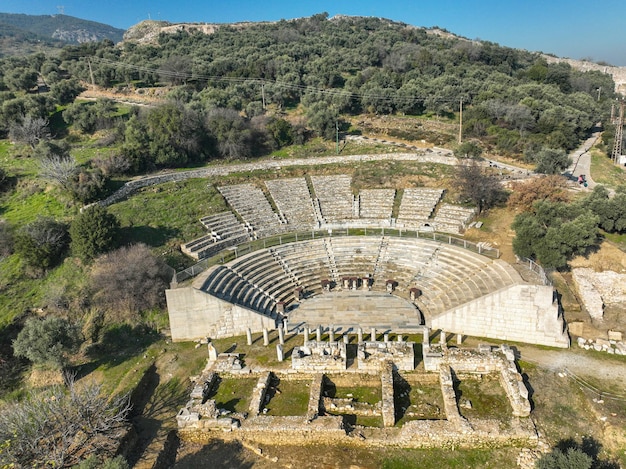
270, 240, 333, 296
197, 237, 521, 319
265, 178, 316, 230
396, 188, 443, 227
327, 236, 381, 279
198, 265, 276, 316
358, 188, 395, 220
311, 175, 355, 222
218, 184, 284, 238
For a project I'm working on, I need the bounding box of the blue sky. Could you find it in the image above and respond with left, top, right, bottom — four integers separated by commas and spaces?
3, 0, 625, 66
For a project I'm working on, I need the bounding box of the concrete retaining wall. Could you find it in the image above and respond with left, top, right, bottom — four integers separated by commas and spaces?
165, 287, 275, 341
431, 284, 569, 348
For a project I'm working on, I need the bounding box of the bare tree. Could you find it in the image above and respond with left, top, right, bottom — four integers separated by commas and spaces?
40, 154, 79, 190
9, 115, 51, 149
0, 376, 131, 468
90, 243, 172, 321
453, 160, 508, 214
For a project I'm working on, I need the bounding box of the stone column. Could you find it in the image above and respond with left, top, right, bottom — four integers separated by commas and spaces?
276, 344, 284, 362
316, 325, 322, 342
423, 327, 430, 346
246, 328, 253, 346
357, 327, 363, 343
303, 327, 309, 345
456, 334, 463, 345
371, 327, 376, 342
343, 333, 349, 344
439, 330, 446, 345
278, 326, 285, 345
208, 343, 218, 361
263, 328, 269, 346
384, 333, 389, 343
397, 334, 403, 343
329, 325, 334, 342
283, 318, 289, 335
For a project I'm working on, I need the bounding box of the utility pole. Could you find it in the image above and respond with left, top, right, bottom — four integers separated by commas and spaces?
335, 120, 339, 154
611, 100, 624, 165
261, 82, 266, 110
87, 58, 95, 89
458, 98, 463, 144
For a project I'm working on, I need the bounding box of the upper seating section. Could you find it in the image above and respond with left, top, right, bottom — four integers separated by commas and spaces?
358, 188, 395, 220
396, 188, 443, 227
265, 178, 317, 230
218, 184, 284, 238
310, 175, 355, 222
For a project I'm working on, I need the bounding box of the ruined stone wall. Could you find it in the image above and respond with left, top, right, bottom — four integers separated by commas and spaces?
249, 372, 272, 416
291, 341, 347, 371
165, 287, 275, 341
572, 268, 626, 322
307, 374, 324, 420
431, 284, 569, 348
439, 366, 471, 431
357, 341, 415, 371
381, 362, 395, 427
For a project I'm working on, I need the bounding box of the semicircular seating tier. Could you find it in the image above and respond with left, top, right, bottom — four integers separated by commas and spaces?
166, 236, 569, 348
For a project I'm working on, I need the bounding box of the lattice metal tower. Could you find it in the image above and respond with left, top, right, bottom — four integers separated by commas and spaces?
612, 101, 625, 164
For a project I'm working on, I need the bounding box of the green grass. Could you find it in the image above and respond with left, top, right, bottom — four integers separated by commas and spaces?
381, 447, 519, 469
590, 149, 626, 188
334, 385, 381, 405
603, 231, 626, 251
109, 178, 228, 251
266, 379, 310, 416
2, 186, 70, 225
395, 379, 444, 425
0, 256, 88, 327
455, 375, 511, 422
210, 377, 257, 414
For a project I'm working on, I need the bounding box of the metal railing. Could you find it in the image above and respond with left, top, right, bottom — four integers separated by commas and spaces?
517, 256, 552, 286
173, 228, 500, 285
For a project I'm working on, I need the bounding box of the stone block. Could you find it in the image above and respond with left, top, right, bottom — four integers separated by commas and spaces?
569, 321, 584, 337
608, 330, 623, 341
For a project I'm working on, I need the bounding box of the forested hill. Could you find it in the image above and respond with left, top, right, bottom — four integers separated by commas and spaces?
109, 14, 615, 154
0, 13, 124, 49
0, 13, 618, 169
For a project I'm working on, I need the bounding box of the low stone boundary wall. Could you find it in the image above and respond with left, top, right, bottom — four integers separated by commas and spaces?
98, 152, 459, 207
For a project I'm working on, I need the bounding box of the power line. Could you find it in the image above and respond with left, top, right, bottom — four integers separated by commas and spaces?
86, 56, 468, 105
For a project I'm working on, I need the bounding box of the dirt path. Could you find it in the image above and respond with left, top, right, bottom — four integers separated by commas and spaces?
515, 344, 626, 385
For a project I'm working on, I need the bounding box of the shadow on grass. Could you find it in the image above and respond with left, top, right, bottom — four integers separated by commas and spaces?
539, 436, 621, 469
174, 439, 255, 468
75, 324, 162, 379
118, 225, 180, 247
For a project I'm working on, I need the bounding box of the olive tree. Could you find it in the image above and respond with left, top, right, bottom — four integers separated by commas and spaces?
12, 316, 79, 370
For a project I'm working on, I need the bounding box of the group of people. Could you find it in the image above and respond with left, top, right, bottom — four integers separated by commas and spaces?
577, 174, 588, 187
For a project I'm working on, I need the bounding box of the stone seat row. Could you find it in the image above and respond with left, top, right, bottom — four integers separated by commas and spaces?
199, 237, 519, 318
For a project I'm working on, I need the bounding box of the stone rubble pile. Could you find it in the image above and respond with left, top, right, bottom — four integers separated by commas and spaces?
576, 335, 626, 355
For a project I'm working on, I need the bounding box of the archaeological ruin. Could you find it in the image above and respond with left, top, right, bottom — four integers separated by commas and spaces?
166, 174, 571, 450
166, 175, 569, 349
176, 331, 536, 448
